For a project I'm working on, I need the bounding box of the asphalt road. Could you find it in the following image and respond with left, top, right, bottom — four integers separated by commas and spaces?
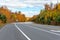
0, 22, 60, 40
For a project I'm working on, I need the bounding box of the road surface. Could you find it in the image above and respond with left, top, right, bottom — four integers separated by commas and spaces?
0, 22, 60, 40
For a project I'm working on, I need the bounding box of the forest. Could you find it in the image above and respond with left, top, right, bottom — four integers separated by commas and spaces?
31, 3, 60, 25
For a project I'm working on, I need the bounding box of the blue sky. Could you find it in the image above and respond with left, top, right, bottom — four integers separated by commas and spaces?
0, 0, 60, 17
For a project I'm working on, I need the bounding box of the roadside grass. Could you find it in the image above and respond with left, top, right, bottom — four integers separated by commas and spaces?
0, 22, 15, 29
0, 23, 6, 29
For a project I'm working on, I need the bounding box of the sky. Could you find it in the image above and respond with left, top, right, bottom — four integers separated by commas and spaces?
0, 0, 60, 17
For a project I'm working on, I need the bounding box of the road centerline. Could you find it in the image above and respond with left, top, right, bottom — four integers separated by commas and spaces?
14, 23, 31, 40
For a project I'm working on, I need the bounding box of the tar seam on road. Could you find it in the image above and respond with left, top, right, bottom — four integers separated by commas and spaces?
14, 23, 31, 40
26, 25, 60, 36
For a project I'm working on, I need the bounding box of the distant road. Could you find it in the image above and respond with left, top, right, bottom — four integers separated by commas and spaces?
0, 22, 60, 40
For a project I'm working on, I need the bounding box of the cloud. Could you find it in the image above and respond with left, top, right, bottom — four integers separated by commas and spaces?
0, 0, 60, 17
0, 0, 27, 8
0, 0, 59, 8
0, 0, 35, 8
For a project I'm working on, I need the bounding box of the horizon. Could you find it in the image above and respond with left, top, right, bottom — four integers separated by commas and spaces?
0, 0, 60, 17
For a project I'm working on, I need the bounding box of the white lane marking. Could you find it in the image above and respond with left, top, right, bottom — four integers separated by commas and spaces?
14, 24, 31, 40
26, 25, 60, 36
50, 30, 60, 32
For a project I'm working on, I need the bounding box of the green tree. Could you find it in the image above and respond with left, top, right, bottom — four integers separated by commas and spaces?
55, 16, 60, 23
0, 14, 6, 23
47, 17, 51, 24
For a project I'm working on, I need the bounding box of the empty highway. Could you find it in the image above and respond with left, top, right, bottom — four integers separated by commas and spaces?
0, 22, 60, 40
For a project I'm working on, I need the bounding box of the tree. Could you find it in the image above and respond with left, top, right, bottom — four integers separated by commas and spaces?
32, 3, 60, 25
55, 16, 60, 23
47, 17, 51, 24
0, 13, 6, 23
11, 13, 17, 22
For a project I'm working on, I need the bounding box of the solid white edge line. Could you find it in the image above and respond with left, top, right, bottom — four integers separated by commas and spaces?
14, 23, 31, 40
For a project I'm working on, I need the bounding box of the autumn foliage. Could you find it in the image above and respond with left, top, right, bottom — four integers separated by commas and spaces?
0, 6, 26, 24
32, 3, 60, 25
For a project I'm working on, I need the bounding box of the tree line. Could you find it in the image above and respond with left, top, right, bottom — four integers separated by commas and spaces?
31, 3, 60, 25
0, 6, 26, 24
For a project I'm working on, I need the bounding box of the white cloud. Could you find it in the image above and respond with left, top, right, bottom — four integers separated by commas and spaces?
0, 0, 60, 17
0, 0, 59, 8
0, 0, 27, 8
0, 0, 35, 8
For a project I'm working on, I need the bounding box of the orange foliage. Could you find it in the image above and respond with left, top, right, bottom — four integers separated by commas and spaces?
0, 6, 11, 22
16, 13, 26, 22
0, 6, 26, 22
